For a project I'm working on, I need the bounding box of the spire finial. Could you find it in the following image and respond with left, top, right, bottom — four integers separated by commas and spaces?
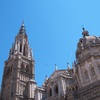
82, 27, 89, 37
22, 19, 24, 26
45, 75, 48, 81
55, 64, 58, 71
82, 27, 85, 32
18, 21, 27, 37
67, 62, 70, 69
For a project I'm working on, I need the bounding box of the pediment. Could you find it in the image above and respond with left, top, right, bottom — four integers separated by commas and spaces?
49, 70, 66, 79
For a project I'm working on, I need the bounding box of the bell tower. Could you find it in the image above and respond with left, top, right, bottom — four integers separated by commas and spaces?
1, 22, 36, 100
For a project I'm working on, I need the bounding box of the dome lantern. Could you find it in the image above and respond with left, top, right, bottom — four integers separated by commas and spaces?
82, 28, 89, 38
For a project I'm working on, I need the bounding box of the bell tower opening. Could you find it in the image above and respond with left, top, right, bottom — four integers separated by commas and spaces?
20, 43, 22, 52
23, 45, 26, 56
54, 85, 58, 94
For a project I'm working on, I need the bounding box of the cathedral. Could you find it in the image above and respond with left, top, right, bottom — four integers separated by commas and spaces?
0, 23, 100, 100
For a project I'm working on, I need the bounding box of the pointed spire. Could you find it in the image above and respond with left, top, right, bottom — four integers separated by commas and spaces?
74, 60, 77, 67
73, 61, 77, 73
72, 61, 76, 67
67, 63, 70, 69
18, 21, 27, 37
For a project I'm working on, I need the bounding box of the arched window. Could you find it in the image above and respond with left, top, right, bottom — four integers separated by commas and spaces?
91, 67, 96, 76
49, 88, 52, 96
20, 44, 22, 52
23, 45, 26, 56
69, 88, 71, 91
76, 86, 78, 90
72, 87, 75, 91
21, 63, 24, 71
54, 85, 58, 94
26, 65, 29, 72
84, 70, 89, 80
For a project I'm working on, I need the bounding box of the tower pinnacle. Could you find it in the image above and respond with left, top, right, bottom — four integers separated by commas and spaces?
1, 23, 36, 100
82, 28, 89, 38
82, 27, 85, 31
18, 22, 27, 37
22, 21, 24, 26
67, 63, 70, 69
55, 64, 58, 71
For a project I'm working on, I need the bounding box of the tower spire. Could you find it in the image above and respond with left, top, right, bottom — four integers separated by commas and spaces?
18, 22, 27, 37
1, 23, 36, 100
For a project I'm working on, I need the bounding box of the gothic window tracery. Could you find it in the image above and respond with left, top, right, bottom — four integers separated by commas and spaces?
72, 87, 75, 91
76, 86, 78, 90
69, 88, 71, 91
54, 84, 58, 94
21, 63, 25, 71
23, 45, 26, 56
49, 88, 52, 96
84, 70, 89, 80
26, 65, 29, 72
20, 43, 22, 53
91, 67, 96, 76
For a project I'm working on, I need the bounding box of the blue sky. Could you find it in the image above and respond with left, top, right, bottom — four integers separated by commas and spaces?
0, 0, 100, 86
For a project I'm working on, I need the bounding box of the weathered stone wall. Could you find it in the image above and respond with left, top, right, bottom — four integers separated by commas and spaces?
76, 80, 100, 100
67, 80, 100, 100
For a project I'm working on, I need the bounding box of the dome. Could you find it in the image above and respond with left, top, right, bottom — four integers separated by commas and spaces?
77, 29, 100, 50
83, 36, 100, 44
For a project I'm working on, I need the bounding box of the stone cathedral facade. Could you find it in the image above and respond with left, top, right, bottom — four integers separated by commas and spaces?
0, 23, 100, 100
